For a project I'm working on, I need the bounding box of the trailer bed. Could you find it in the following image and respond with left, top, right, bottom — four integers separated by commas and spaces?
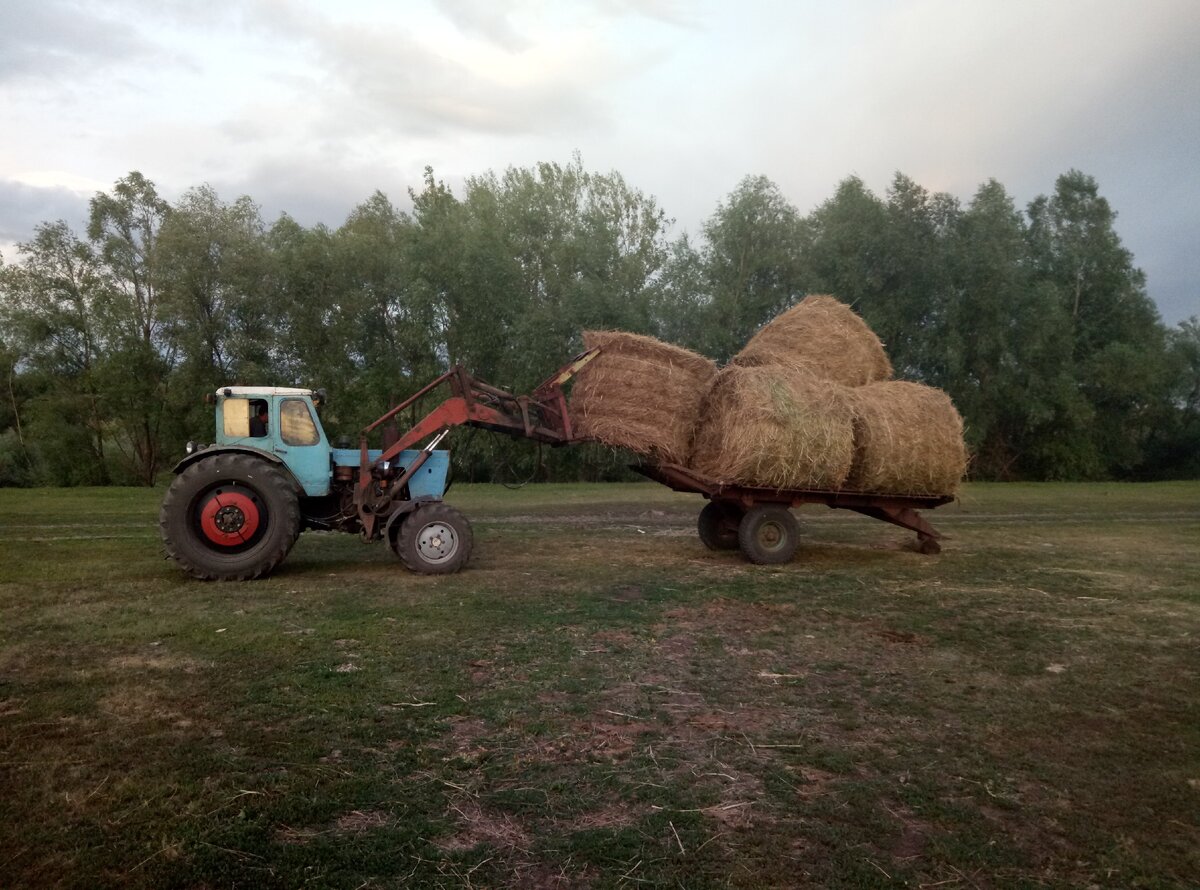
633, 462, 953, 562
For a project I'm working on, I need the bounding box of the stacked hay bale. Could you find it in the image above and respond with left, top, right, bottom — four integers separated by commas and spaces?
844, 382, 967, 496
568, 297, 967, 497
688, 365, 855, 490
569, 330, 717, 465
731, 294, 892, 386
689, 295, 966, 496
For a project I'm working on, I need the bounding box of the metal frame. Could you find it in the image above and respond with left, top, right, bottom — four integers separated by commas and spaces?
352, 351, 598, 538
634, 462, 952, 554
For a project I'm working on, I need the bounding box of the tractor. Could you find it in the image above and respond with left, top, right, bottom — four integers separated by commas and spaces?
160, 358, 596, 580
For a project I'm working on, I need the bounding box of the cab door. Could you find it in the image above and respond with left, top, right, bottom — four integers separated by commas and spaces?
273, 398, 330, 496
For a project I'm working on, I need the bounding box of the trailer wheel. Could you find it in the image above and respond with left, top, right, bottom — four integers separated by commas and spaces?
160, 453, 301, 581
698, 501, 743, 550
396, 503, 473, 575
738, 505, 799, 565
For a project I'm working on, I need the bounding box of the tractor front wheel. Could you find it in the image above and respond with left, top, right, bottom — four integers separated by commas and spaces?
160, 453, 301, 581
394, 503, 473, 575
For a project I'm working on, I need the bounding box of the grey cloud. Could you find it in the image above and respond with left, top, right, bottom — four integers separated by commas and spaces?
431, 0, 530, 51
0, 180, 90, 247
211, 158, 411, 232
0, 0, 156, 82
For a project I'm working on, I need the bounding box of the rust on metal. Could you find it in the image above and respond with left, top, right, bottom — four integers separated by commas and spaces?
351, 353, 602, 539
634, 462, 951, 551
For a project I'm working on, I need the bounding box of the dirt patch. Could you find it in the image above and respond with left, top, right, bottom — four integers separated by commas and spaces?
559, 800, 641, 832
274, 825, 322, 845
98, 685, 193, 729
444, 716, 491, 763
468, 659, 493, 683
108, 652, 207, 672
791, 766, 841, 799
275, 809, 392, 844
437, 800, 530, 852
564, 719, 657, 760
881, 803, 933, 860
870, 626, 928, 646
0, 697, 25, 717
335, 809, 391, 833
610, 585, 643, 602
592, 629, 636, 646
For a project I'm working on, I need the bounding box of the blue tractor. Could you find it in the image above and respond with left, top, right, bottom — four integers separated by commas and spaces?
160, 360, 595, 580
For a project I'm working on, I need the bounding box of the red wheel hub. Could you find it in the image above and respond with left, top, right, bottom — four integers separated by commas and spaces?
199, 491, 261, 545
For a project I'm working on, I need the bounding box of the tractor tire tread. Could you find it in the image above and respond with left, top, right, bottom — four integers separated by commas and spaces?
160, 452, 301, 581
737, 505, 800, 565
396, 503, 473, 575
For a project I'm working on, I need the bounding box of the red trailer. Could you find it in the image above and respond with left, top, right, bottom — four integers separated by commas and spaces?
633, 463, 951, 564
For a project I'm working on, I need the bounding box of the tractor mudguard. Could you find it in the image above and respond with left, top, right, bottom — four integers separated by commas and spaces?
382, 495, 440, 541
172, 444, 294, 482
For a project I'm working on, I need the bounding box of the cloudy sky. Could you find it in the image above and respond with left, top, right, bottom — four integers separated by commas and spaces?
2, 0, 1197, 322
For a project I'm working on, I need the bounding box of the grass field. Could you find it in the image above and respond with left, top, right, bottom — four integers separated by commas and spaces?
1, 481, 1198, 888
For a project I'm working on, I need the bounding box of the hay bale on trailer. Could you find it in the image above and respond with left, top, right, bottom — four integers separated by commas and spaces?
732, 295, 892, 387
688, 364, 855, 490
844, 381, 967, 496
570, 330, 717, 464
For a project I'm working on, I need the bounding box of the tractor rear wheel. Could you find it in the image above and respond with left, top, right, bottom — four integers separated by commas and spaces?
160, 453, 301, 581
737, 505, 799, 565
395, 503, 473, 575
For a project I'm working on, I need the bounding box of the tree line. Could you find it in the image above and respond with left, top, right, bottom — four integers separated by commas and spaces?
1, 158, 1196, 487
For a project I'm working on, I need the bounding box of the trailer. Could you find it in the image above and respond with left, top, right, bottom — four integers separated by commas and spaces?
633, 462, 951, 564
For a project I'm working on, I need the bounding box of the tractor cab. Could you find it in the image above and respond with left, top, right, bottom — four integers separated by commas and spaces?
211, 386, 332, 496
183, 386, 449, 502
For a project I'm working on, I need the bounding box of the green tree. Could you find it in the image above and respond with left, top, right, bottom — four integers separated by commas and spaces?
1026, 170, 1171, 476
944, 180, 1083, 478
158, 184, 271, 382
697, 175, 808, 362
877, 173, 960, 381
260, 214, 368, 441
803, 175, 890, 321
86, 172, 175, 484
1, 221, 113, 484
651, 233, 709, 352
405, 159, 671, 481
336, 191, 437, 419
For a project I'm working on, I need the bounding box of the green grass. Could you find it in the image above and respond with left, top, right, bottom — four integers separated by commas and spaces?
1, 481, 1198, 888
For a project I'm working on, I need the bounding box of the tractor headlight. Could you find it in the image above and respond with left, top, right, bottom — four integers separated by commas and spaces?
186, 441, 197, 455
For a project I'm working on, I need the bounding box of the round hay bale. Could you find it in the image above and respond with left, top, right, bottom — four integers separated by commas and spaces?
844, 381, 967, 495
733, 295, 893, 387
570, 330, 717, 464
688, 364, 854, 490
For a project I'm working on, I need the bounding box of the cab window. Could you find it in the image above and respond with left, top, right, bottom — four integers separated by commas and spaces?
223, 398, 250, 438
280, 399, 319, 446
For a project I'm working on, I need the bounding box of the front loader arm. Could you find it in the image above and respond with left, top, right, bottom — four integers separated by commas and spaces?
353, 354, 598, 538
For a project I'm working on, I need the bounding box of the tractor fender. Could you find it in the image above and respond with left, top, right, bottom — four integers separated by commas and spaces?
172, 445, 296, 487
382, 495, 440, 540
